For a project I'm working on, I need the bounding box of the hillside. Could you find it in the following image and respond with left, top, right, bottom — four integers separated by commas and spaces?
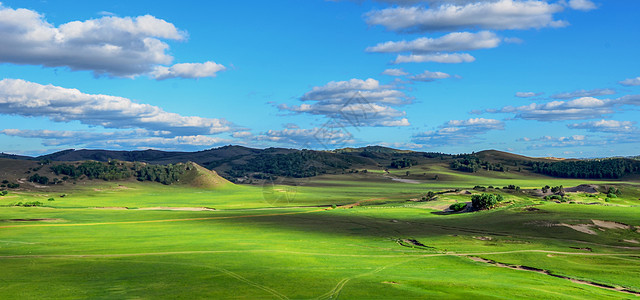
2, 146, 640, 185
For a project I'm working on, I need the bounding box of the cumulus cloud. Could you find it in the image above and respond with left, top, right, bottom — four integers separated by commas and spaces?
381, 68, 409, 76
367, 31, 500, 53
366, 0, 567, 32
567, 120, 637, 133
412, 118, 504, 145
279, 78, 411, 127
567, 0, 597, 11
151, 62, 226, 80
515, 92, 543, 98
483, 94, 640, 122
487, 97, 614, 121
523, 135, 588, 148
0, 79, 235, 136
256, 127, 355, 148
0, 3, 223, 79
551, 88, 616, 100
619, 77, 640, 87
409, 70, 451, 82
0, 129, 231, 150
394, 53, 475, 64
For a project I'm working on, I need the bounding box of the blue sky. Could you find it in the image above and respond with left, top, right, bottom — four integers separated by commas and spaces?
1, 0, 639, 157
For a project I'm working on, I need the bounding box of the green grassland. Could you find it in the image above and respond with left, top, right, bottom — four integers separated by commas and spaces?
1, 168, 640, 299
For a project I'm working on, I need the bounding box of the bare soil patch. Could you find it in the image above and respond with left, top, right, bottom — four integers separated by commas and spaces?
591, 220, 630, 230
559, 223, 597, 235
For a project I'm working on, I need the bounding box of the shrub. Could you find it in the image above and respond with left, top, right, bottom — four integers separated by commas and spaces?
0, 190, 7, 196
7, 183, 19, 188
48, 197, 55, 201
607, 193, 617, 198
449, 202, 467, 212
471, 193, 501, 210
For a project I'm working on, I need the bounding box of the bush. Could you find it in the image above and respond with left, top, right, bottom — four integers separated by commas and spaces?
0, 191, 7, 196
471, 193, 501, 210
449, 202, 467, 212
15, 201, 43, 207
6, 183, 19, 188
47, 197, 55, 201
607, 193, 617, 198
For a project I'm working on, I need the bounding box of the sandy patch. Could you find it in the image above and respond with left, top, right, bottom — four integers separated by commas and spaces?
559, 223, 597, 235
564, 184, 599, 194
624, 239, 639, 244
473, 236, 493, 241
137, 207, 216, 211
592, 220, 630, 230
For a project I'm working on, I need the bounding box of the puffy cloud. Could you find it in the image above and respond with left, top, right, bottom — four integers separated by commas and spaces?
0, 129, 231, 150
366, 0, 567, 32
412, 118, 504, 145
394, 53, 475, 63
0, 3, 223, 79
551, 88, 616, 100
256, 127, 355, 148
279, 78, 411, 127
367, 31, 500, 53
151, 62, 226, 80
483, 94, 640, 122
381, 68, 409, 76
0, 79, 235, 136
515, 92, 543, 98
619, 77, 640, 87
523, 135, 588, 148
409, 70, 451, 82
567, 0, 597, 11
567, 120, 637, 133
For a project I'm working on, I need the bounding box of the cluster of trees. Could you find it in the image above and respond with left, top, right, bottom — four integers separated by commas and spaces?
1, 180, 19, 189
389, 158, 416, 169
132, 163, 188, 185
232, 151, 356, 178
529, 158, 640, 179
49, 161, 188, 185
51, 161, 132, 181
471, 193, 504, 211
28, 173, 50, 185
450, 156, 506, 173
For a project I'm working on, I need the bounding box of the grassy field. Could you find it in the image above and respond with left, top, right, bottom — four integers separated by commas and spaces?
1, 170, 640, 299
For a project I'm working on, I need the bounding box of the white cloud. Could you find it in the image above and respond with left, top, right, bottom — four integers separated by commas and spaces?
524, 135, 588, 148
0, 79, 235, 136
0, 3, 223, 79
409, 70, 451, 82
483, 94, 640, 122
551, 88, 615, 100
515, 91, 543, 98
381, 68, 409, 76
0, 129, 231, 150
491, 97, 614, 121
151, 62, 226, 80
367, 31, 500, 53
567, 120, 637, 133
366, 0, 567, 32
412, 118, 504, 145
567, 0, 597, 11
394, 53, 475, 64
279, 78, 411, 127
256, 127, 354, 148
619, 77, 640, 87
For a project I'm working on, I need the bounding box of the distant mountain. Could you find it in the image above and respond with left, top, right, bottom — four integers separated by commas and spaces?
1, 146, 638, 183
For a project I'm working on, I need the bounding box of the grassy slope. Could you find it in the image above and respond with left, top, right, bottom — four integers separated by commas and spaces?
1, 170, 639, 299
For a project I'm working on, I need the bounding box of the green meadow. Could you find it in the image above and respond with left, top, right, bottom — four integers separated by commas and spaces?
1, 171, 640, 299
